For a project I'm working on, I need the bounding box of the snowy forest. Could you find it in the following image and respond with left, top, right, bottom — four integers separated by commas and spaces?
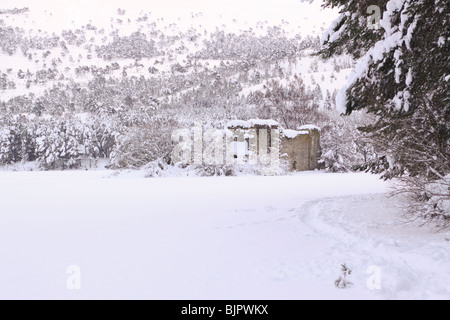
0, 1, 448, 226
0, 6, 368, 172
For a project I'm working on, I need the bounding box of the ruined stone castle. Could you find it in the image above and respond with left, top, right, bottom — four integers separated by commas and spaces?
226, 119, 320, 172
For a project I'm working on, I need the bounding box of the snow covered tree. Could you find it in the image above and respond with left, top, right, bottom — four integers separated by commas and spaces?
261, 77, 327, 129
319, 0, 449, 181
110, 118, 178, 169
320, 0, 449, 224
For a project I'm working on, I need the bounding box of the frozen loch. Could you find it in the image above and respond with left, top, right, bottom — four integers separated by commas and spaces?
0, 170, 449, 299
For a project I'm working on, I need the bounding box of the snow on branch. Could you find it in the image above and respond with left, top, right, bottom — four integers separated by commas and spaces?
321, 14, 346, 46
334, 0, 422, 114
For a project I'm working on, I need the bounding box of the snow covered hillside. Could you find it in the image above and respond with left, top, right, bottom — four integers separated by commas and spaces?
0, 171, 448, 299
0, 2, 370, 173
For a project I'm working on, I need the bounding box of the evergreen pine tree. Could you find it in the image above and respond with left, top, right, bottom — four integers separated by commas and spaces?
318, 0, 449, 180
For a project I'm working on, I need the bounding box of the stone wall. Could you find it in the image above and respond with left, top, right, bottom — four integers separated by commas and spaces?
225, 120, 320, 172
280, 126, 320, 172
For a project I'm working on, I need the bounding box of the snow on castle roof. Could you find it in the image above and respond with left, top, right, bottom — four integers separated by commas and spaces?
297, 124, 321, 132
282, 129, 309, 139
226, 119, 279, 128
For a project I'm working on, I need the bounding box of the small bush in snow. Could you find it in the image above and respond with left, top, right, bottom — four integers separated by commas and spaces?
110, 117, 179, 169
335, 264, 353, 289
396, 175, 450, 229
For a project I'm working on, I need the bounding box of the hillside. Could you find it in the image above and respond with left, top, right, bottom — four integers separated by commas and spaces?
0, 5, 372, 172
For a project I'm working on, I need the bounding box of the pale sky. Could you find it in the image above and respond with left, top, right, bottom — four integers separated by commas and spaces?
1, 0, 338, 36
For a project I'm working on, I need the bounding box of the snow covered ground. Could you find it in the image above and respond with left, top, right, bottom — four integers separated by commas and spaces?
0, 170, 449, 299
